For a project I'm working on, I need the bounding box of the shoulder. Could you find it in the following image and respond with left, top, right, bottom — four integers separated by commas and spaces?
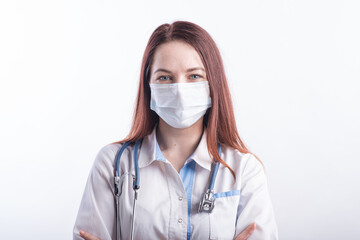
91, 143, 123, 174
220, 144, 265, 182
92, 142, 137, 176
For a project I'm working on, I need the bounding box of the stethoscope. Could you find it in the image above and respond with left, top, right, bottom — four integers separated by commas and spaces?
113, 139, 221, 240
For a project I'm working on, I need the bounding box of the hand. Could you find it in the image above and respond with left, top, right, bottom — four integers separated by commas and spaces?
79, 230, 100, 240
235, 223, 256, 240
78, 223, 256, 240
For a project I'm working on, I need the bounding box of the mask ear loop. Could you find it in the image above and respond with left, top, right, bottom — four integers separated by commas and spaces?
198, 143, 221, 213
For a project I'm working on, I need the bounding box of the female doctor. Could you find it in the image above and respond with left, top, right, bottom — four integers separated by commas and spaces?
73, 21, 278, 240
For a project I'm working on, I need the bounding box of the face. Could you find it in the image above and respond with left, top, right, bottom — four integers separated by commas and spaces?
149, 40, 207, 84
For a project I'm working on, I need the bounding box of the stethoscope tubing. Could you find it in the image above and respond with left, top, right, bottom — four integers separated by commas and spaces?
114, 139, 221, 240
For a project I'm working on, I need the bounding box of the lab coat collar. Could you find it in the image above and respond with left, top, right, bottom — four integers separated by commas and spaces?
137, 124, 213, 171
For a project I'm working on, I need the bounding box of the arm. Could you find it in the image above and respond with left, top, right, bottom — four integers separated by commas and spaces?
235, 154, 279, 240
73, 145, 117, 240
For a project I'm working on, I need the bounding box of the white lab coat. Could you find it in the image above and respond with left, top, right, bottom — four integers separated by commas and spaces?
73, 125, 279, 240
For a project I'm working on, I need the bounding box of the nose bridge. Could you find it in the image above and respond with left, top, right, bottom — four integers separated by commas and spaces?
174, 72, 187, 84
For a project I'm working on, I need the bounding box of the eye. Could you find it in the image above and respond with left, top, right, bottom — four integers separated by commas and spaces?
158, 75, 171, 81
190, 74, 202, 79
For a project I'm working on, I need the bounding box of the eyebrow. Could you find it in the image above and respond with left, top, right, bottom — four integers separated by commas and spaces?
153, 67, 205, 74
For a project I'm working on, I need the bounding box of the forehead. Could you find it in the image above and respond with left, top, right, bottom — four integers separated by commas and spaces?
151, 40, 204, 72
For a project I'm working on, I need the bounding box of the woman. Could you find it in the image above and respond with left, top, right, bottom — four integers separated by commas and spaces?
73, 21, 278, 240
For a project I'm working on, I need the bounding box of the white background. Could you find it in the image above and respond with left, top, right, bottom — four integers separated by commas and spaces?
1, 0, 359, 239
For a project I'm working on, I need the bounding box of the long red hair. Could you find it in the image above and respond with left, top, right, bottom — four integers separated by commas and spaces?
112, 21, 261, 179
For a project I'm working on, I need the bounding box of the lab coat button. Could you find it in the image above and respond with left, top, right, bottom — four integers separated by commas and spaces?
178, 196, 183, 201
178, 218, 183, 223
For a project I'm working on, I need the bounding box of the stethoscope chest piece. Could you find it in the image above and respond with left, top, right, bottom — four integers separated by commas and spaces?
198, 143, 221, 213
199, 189, 215, 213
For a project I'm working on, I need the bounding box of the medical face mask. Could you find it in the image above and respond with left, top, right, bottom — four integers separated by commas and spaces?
150, 81, 212, 129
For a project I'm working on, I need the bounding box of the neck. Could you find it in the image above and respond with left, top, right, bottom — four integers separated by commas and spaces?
156, 118, 204, 153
